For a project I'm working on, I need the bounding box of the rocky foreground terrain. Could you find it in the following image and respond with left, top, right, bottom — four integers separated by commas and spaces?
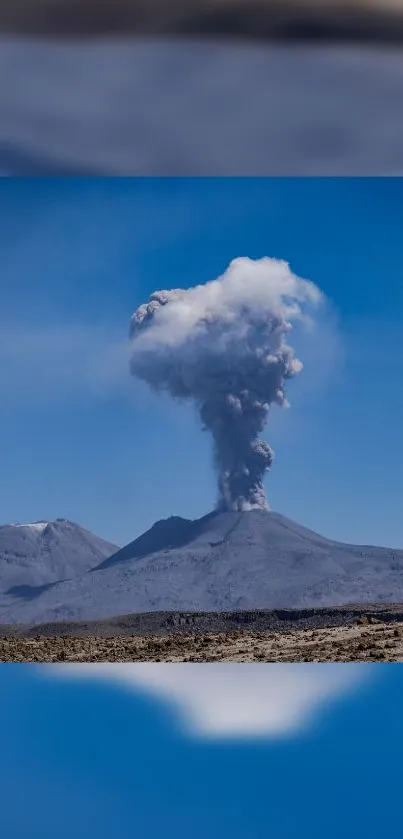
2, 604, 403, 661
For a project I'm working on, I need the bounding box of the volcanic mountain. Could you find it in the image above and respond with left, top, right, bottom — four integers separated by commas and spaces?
1, 510, 403, 626
0, 519, 118, 599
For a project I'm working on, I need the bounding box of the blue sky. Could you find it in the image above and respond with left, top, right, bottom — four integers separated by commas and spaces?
0, 663, 401, 839
1, 178, 402, 548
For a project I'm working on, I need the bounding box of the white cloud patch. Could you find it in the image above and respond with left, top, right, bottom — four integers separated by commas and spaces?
132, 257, 322, 351
52, 662, 371, 739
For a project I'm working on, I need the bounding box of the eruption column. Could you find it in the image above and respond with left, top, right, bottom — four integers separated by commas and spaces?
129, 257, 321, 510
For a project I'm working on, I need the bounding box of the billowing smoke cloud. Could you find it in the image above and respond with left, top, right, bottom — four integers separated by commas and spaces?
129, 257, 322, 511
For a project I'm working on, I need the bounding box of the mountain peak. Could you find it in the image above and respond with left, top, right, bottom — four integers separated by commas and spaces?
0, 519, 118, 598
92, 507, 321, 574
8, 518, 78, 532
94, 514, 197, 572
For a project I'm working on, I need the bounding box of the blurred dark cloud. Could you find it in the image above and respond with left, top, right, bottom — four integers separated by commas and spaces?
2, 1, 403, 42
1, 1, 403, 174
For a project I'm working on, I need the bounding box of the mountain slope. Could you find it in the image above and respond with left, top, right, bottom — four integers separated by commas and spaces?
0, 519, 118, 597
1, 509, 403, 625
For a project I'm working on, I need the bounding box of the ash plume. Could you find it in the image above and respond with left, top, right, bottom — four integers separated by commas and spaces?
129, 257, 322, 511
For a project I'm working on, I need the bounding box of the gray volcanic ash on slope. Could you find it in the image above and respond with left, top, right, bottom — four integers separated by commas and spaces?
129, 257, 322, 512
2, 509, 403, 626
0, 519, 118, 597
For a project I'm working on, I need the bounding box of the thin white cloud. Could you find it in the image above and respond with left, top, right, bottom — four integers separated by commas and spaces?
0, 322, 133, 403
52, 662, 371, 739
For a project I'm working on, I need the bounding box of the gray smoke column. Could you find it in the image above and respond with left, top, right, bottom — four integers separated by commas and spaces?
129, 257, 322, 511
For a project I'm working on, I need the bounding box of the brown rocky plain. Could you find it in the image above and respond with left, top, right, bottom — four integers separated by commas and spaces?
2, 604, 403, 661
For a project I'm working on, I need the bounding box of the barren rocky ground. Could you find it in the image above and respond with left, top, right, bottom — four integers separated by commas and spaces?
2, 605, 403, 661
1, 620, 403, 661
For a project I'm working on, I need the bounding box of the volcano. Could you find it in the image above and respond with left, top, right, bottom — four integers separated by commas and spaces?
0, 519, 118, 599
1, 509, 403, 626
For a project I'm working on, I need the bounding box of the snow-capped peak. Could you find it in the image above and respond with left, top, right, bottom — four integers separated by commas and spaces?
0, 519, 119, 601
11, 522, 49, 533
